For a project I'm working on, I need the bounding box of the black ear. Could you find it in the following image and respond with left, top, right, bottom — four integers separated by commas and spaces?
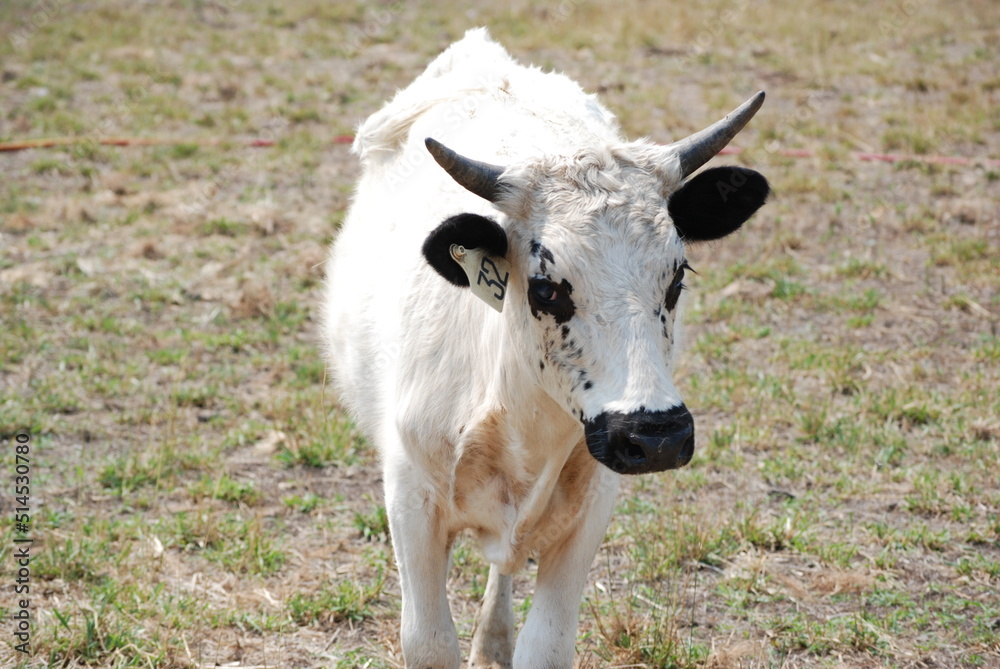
422, 213, 509, 286
668, 166, 770, 242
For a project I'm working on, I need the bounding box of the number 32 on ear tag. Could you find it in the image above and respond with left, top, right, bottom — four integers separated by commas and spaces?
450, 244, 510, 313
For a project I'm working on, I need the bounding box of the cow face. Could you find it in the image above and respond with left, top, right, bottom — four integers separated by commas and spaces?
511, 151, 767, 475
421, 93, 769, 475
512, 166, 695, 475
423, 144, 769, 475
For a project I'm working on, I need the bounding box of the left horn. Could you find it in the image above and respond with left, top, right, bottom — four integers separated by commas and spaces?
667, 91, 765, 179
425, 137, 506, 202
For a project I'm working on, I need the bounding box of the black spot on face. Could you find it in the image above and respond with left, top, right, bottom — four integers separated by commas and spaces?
560, 325, 570, 339
528, 277, 575, 324
535, 243, 555, 274
539, 360, 545, 371
584, 380, 593, 390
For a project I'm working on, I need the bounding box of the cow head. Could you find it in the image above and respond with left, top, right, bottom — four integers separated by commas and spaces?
422, 93, 769, 475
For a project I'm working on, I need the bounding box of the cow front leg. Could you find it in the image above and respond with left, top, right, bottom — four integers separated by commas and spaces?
384, 455, 461, 669
468, 564, 514, 668
512, 468, 619, 668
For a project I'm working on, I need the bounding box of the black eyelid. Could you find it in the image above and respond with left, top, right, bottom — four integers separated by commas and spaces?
529, 277, 558, 301
677, 262, 694, 290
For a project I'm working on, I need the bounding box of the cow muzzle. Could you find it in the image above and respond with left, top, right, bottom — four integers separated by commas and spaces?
584, 405, 695, 475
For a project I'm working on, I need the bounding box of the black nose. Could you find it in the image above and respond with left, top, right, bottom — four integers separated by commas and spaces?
584, 405, 695, 475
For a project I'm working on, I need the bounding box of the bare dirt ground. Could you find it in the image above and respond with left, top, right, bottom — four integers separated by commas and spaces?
0, 1, 998, 668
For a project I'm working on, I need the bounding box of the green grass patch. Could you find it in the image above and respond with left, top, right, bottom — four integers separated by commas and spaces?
287, 567, 386, 625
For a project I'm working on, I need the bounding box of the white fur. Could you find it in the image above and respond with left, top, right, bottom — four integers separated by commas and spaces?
322, 28, 695, 668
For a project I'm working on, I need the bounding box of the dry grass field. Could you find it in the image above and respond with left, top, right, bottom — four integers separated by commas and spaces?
1, 1, 998, 667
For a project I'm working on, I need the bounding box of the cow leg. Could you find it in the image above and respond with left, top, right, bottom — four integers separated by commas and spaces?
512, 469, 619, 668
468, 564, 514, 668
384, 455, 461, 669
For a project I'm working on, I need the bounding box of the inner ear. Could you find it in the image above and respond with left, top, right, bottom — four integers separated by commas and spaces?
422, 213, 509, 286
668, 166, 770, 242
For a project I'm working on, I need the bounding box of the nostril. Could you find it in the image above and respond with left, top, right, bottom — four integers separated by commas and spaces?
624, 437, 647, 464
677, 430, 695, 465
610, 431, 651, 466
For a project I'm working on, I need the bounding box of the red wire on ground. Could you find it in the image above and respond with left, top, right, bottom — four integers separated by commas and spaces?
0, 134, 997, 168
0, 134, 355, 152
716, 145, 1000, 168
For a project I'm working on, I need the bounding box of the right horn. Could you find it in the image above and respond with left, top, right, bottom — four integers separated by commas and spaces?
666, 91, 765, 179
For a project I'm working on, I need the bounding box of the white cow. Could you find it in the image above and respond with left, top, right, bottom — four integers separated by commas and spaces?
322, 28, 769, 669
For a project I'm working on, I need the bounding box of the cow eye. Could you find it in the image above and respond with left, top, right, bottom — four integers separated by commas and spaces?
529, 278, 558, 304
528, 276, 576, 323
664, 263, 691, 312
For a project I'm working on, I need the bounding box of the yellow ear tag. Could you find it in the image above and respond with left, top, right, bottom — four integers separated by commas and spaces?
449, 244, 510, 313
